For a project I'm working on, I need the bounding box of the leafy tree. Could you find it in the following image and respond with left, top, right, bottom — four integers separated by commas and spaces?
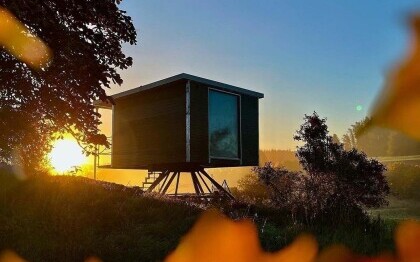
254, 113, 389, 220
345, 117, 420, 156
331, 134, 340, 144
235, 172, 270, 205
341, 134, 353, 151
351, 118, 390, 156
254, 162, 337, 220
0, 0, 136, 169
294, 112, 389, 209
387, 131, 420, 156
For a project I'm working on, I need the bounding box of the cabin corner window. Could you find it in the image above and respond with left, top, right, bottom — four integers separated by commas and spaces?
209, 89, 239, 159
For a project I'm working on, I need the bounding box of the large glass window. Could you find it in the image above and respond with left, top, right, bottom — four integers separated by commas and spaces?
209, 89, 239, 159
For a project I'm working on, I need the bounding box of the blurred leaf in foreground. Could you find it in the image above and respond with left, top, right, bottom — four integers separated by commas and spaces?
165, 210, 420, 262
0, 8, 51, 69
0, 250, 102, 262
0, 250, 26, 262
0, 211, 419, 261
164, 209, 318, 262
395, 220, 420, 262
365, 15, 420, 140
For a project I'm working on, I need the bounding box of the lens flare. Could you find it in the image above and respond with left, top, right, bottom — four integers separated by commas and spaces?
0, 8, 52, 69
48, 139, 86, 173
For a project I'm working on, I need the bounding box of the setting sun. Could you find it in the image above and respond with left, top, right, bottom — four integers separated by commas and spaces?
49, 139, 86, 173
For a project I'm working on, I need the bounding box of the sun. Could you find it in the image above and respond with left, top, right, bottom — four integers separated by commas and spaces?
48, 139, 86, 173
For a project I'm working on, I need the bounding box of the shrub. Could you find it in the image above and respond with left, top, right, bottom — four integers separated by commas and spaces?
253, 113, 390, 222
235, 173, 270, 205
294, 112, 389, 209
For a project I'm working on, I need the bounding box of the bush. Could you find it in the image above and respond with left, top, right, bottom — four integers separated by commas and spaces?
294, 113, 389, 209
253, 113, 390, 222
235, 173, 270, 205
253, 163, 339, 222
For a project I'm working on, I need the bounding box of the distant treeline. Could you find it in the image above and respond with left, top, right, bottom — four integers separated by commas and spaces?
259, 117, 420, 170
340, 117, 420, 157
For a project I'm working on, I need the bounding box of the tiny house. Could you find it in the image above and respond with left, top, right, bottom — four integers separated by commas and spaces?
96, 73, 264, 170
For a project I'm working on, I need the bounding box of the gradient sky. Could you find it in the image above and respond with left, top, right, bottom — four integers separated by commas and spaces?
105, 0, 420, 150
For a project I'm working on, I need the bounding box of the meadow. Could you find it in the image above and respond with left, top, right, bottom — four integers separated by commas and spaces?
370, 163, 420, 221
0, 168, 402, 262
0, 169, 198, 261
369, 197, 420, 221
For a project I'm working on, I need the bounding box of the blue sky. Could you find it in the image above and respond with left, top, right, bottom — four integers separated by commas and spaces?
109, 0, 420, 149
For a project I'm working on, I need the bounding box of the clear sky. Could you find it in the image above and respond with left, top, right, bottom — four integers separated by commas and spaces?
106, 0, 420, 150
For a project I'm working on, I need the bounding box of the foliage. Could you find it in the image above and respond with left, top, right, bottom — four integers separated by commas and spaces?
253, 113, 389, 222
345, 117, 420, 156
294, 112, 389, 209
165, 209, 318, 262
364, 15, 420, 140
254, 163, 304, 211
254, 163, 341, 222
347, 118, 390, 156
0, 0, 136, 169
235, 172, 270, 205
165, 209, 413, 262
331, 134, 340, 144
0, 169, 397, 261
0, 169, 198, 262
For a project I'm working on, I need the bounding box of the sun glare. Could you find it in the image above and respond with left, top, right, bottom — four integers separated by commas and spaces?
49, 139, 86, 173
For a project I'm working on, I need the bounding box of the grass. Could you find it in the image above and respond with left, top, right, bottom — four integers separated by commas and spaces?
252, 207, 396, 256
0, 170, 199, 262
0, 169, 401, 261
369, 196, 420, 221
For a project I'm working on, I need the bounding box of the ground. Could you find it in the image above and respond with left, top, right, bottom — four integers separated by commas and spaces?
369, 197, 420, 221
0, 170, 413, 262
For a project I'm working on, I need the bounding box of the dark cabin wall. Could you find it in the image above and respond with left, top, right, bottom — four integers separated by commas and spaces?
112, 80, 187, 168
189, 81, 209, 164
240, 94, 259, 166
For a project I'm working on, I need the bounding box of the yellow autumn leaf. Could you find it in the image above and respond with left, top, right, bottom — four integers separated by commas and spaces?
0, 8, 51, 69
395, 220, 420, 262
0, 250, 26, 262
367, 15, 420, 140
164, 209, 318, 262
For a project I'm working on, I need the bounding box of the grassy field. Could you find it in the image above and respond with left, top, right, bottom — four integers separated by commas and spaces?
369, 196, 420, 221
0, 170, 403, 261
0, 171, 199, 261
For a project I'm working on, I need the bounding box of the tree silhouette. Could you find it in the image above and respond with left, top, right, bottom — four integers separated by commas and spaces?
294, 112, 389, 209
341, 134, 353, 151
331, 134, 340, 144
0, 0, 136, 169
254, 113, 389, 221
345, 117, 420, 156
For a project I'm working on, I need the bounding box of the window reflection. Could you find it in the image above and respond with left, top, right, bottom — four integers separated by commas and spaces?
209, 90, 239, 159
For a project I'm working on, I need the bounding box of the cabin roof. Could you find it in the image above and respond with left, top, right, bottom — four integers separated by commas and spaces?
114, 73, 264, 99
94, 73, 264, 109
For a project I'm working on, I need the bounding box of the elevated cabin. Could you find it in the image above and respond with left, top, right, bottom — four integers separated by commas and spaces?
95, 73, 264, 170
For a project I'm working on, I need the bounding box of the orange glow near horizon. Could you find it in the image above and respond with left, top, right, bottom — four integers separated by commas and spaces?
48, 139, 87, 173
